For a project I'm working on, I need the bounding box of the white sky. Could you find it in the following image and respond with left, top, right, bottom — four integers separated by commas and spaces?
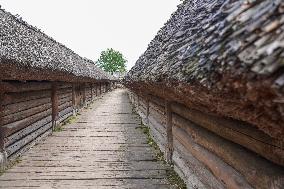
0, 0, 180, 70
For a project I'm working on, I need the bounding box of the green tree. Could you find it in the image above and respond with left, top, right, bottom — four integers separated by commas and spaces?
96, 48, 127, 74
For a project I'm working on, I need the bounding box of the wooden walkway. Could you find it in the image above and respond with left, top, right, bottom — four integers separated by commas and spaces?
0, 89, 175, 189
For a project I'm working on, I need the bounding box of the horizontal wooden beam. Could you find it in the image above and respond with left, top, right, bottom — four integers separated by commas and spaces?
0, 81, 51, 93
171, 102, 284, 166
173, 114, 284, 188
173, 126, 253, 189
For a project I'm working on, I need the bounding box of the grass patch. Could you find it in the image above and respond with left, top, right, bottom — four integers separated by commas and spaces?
136, 124, 186, 189
54, 115, 77, 132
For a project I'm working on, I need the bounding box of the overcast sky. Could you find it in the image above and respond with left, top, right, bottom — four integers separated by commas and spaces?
0, 0, 180, 70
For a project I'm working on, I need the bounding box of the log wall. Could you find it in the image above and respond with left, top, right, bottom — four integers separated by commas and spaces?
128, 91, 284, 189
0, 81, 111, 167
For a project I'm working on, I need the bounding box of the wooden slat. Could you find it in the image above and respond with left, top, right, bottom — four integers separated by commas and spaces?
58, 111, 73, 124
2, 90, 51, 106
149, 94, 165, 108
0, 81, 51, 93
6, 122, 52, 157
2, 97, 51, 117
4, 116, 52, 147
173, 126, 253, 189
171, 102, 284, 166
58, 107, 73, 118
58, 101, 72, 112
0, 108, 52, 138
173, 139, 225, 189
173, 114, 284, 188
58, 92, 72, 101
1, 103, 51, 126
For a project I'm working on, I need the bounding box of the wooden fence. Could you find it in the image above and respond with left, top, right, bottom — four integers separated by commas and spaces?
0, 81, 114, 169
128, 91, 284, 189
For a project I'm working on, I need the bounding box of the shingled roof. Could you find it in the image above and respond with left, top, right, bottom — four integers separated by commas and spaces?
0, 8, 112, 82
126, 0, 284, 140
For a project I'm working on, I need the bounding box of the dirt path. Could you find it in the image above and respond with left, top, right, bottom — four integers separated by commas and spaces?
0, 89, 175, 189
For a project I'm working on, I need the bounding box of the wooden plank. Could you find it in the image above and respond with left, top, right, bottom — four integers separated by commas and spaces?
58, 92, 72, 101
2, 90, 51, 106
58, 101, 72, 112
0, 108, 52, 138
150, 101, 165, 117
173, 114, 284, 188
173, 126, 253, 189
8, 129, 52, 162
1, 103, 51, 126
2, 97, 51, 117
149, 94, 165, 108
58, 107, 73, 119
4, 116, 52, 147
6, 122, 52, 157
58, 111, 73, 124
57, 88, 72, 95
165, 100, 173, 163
173, 139, 225, 189
0, 81, 51, 93
149, 105, 166, 128
58, 95, 72, 106
57, 83, 72, 89
171, 102, 284, 166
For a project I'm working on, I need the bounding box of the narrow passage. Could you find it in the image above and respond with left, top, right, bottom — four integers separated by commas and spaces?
0, 89, 174, 189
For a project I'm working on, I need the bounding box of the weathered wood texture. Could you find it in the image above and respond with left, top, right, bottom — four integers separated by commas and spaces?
0, 81, 53, 160
0, 81, 110, 165
0, 89, 175, 189
129, 91, 284, 189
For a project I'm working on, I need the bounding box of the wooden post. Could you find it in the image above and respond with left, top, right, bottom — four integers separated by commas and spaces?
95, 84, 98, 96
72, 83, 76, 115
82, 83, 86, 105
51, 83, 59, 131
90, 83, 93, 101
165, 100, 173, 163
99, 83, 102, 95
0, 92, 7, 170
137, 95, 140, 111
146, 95, 150, 124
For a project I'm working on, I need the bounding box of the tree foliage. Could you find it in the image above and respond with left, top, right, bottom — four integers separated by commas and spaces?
96, 48, 127, 74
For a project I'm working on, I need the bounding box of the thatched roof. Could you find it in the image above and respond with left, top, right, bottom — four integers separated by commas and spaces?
0, 8, 112, 82
126, 0, 284, 140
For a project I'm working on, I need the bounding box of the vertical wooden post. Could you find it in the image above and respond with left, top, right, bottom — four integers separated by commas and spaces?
90, 83, 93, 101
95, 84, 97, 96
165, 100, 173, 163
146, 95, 150, 124
51, 83, 59, 131
0, 91, 7, 170
0, 92, 5, 148
99, 83, 102, 95
137, 95, 140, 111
82, 83, 86, 105
72, 83, 76, 115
